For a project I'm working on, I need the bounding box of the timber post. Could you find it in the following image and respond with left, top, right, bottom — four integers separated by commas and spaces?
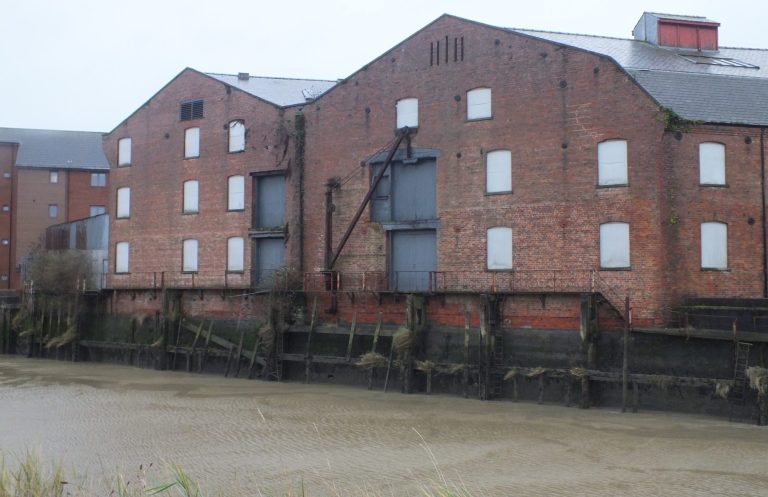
463, 309, 470, 399
304, 296, 317, 384
621, 295, 630, 413
367, 312, 382, 390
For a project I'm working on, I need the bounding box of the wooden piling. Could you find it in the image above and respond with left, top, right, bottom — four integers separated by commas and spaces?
580, 376, 590, 409
621, 295, 630, 413
565, 379, 572, 407
383, 335, 395, 393
463, 309, 470, 399
479, 305, 488, 400
224, 344, 234, 377
345, 311, 357, 362
305, 297, 317, 384
426, 369, 432, 395
512, 376, 519, 402
187, 321, 204, 372
632, 381, 639, 413
538, 375, 545, 404
247, 337, 261, 379
234, 327, 245, 378
367, 312, 382, 390
199, 321, 213, 373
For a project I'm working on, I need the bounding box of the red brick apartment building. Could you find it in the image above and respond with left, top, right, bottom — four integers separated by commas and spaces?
0, 128, 109, 290
104, 13, 768, 333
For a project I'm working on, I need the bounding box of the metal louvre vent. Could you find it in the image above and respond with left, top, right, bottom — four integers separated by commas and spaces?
180, 99, 204, 121
679, 54, 759, 69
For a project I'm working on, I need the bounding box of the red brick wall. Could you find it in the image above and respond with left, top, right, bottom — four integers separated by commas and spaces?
104, 69, 296, 289
0, 144, 14, 288
67, 170, 109, 221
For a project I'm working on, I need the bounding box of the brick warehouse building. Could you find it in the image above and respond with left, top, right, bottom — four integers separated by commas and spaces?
0, 128, 109, 290
103, 13, 768, 338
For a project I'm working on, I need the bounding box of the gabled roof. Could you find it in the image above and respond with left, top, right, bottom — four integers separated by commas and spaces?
206, 73, 336, 106
0, 127, 109, 170
509, 27, 768, 126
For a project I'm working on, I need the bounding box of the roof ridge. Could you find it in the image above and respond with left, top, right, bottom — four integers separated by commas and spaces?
204, 72, 337, 83
508, 27, 633, 43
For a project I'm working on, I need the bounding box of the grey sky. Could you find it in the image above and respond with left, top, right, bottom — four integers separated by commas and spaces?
1, 0, 764, 132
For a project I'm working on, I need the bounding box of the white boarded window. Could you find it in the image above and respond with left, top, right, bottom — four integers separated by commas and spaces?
699, 142, 726, 185
396, 98, 418, 128
183, 180, 199, 213
49, 170, 58, 183
701, 222, 728, 269
184, 127, 200, 158
600, 222, 630, 268
183, 239, 198, 272
467, 88, 492, 120
229, 120, 245, 153
116, 187, 130, 218
115, 241, 129, 273
486, 150, 512, 193
598, 140, 628, 186
487, 227, 513, 270
228, 175, 245, 211
118, 138, 132, 166
227, 237, 244, 272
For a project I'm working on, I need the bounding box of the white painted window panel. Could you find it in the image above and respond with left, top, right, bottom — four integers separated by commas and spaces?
486, 150, 512, 193
701, 222, 727, 269
396, 98, 418, 128
228, 175, 245, 210
699, 143, 726, 185
487, 227, 513, 270
118, 138, 132, 166
598, 140, 628, 186
115, 242, 129, 273
467, 88, 492, 120
600, 222, 630, 268
227, 237, 244, 272
183, 239, 198, 272
185, 127, 200, 158
49, 171, 58, 183
183, 180, 199, 213
116, 187, 130, 218
229, 121, 245, 152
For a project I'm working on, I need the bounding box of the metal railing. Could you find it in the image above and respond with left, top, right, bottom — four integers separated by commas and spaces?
105, 270, 294, 291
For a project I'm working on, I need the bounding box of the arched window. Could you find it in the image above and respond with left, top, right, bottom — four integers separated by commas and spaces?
115, 242, 129, 273
486, 150, 512, 193
183, 180, 199, 214
487, 227, 513, 270
701, 222, 727, 269
116, 187, 130, 218
467, 88, 492, 120
600, 222, 630, 268
229, 120, 245, 152
227, 237, 244, 272
182, 239, 198, 272
228, 175, 245, 211
699, 143, 725, 185
184, 127, 200, 158
597, 140, 628, 186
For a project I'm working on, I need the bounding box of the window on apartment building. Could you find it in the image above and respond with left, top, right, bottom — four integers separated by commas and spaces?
48, 204, 58, 218
118, 138, 132, 166
228, 175, 245, 211
2, 239, 9, 246
227, 237, 244, 272
117, 187, 130, 218
701, 222, 728, 269
597, 140, 628, 186
115, 241, 129, 273
229, 120, 246, 153
600, 222, 630, 269
396, 98, 419, 129
467, 88, 492, 120
49, 170, 58, 183
1, 205, 9, 212
185, 127, 200, 158
486, 150, 512, 193
487, 227, 513, 270
180, 99, 204, 121
699, 142, 726, 185
90, 205, 106, 216
90, 173, 106, 187
183, 180, 199, 214
182, 239, 198, 272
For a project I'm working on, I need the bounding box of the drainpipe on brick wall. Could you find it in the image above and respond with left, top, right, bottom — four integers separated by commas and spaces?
761, 127, 767, 297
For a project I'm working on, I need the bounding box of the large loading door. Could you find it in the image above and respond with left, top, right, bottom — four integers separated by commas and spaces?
252, 238, 284, 287
390, 229, 437, 292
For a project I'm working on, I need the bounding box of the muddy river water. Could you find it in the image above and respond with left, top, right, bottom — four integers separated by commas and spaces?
1, 356, 767, 496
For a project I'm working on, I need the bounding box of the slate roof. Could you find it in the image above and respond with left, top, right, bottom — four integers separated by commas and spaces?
0, 128, 109, 170
509, 28, 768, 126
206, 73, 337, 106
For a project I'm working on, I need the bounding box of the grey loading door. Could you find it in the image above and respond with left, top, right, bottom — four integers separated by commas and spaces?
393, 159, 436, 221
255, 175, 285, 229
252, 238, 285, 287
390, 230, 437, 292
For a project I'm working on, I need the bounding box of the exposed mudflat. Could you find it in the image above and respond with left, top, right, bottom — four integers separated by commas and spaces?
1, 356, 767, 496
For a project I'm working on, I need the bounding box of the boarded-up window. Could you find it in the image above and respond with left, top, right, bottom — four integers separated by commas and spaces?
598, 140, 628, 186
486, 150, 512, 193
227, 237, 244, 272
118, 138, 132, 166
396, 98, 418, 129
487, 227, 513, 270
699, 143, 726, 185
228, 175, 245, 211
184, 127, 200, 158
183, 180, 199, 213
229, 120, 245, 153
701, 222, 727, 269
117, 187, 130, 218
255, 175, 285, 228
467, 88, 492, 120
49, 171, 58, 183
48, 204, 58, 218
183, 239, 198, 272
600, 222, 630, 268
115, 241, 129, 273
253, 237, 284, 287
